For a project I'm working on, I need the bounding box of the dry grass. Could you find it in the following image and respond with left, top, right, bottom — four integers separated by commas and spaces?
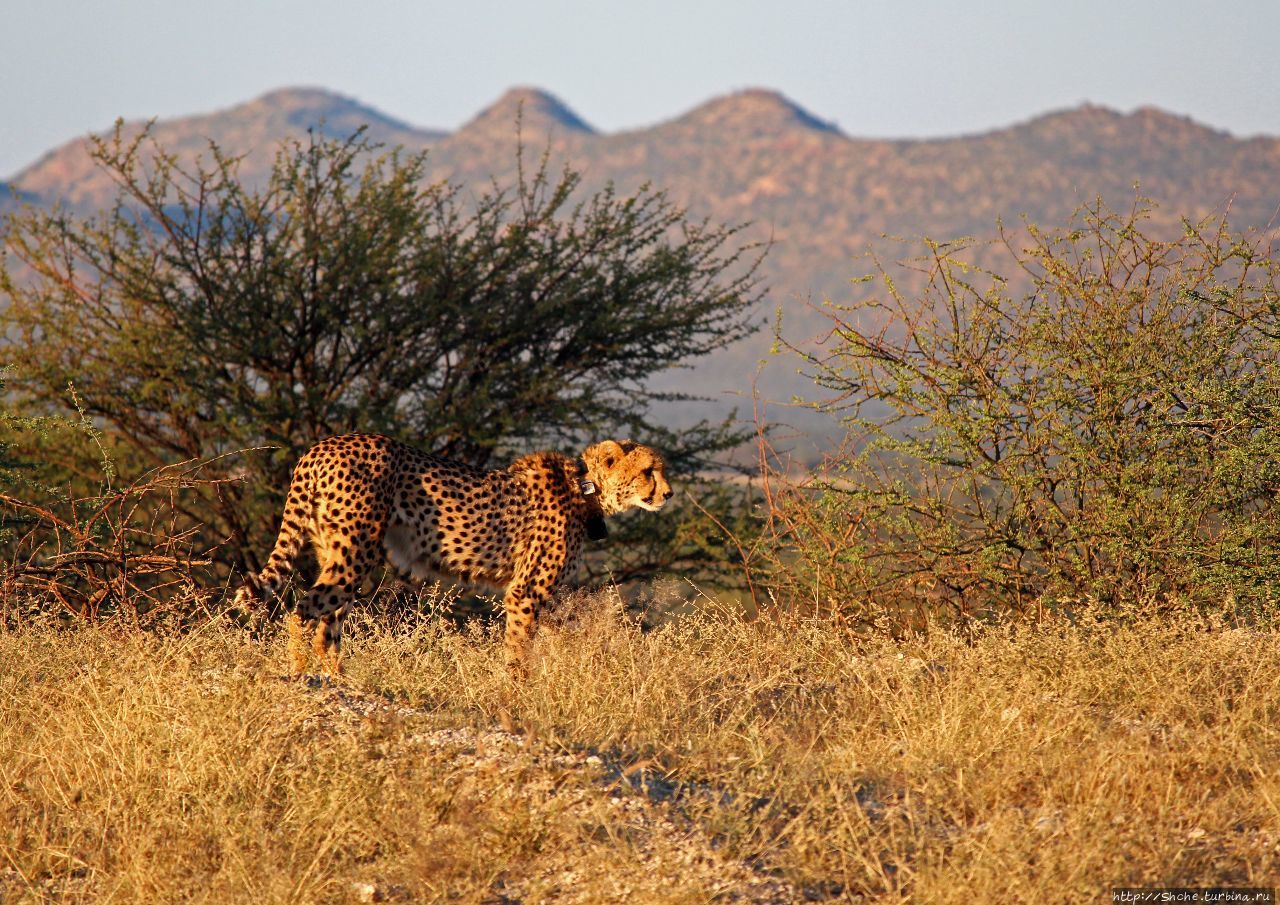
1, 587, 1278, 903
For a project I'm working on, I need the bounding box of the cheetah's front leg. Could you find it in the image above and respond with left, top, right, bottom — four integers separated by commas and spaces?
503, 585, 542, 678
502, 560, 565, 678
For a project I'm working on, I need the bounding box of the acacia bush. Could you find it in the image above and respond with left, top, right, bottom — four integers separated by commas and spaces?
1, 126, 763, 593
766, 200, 1280, 622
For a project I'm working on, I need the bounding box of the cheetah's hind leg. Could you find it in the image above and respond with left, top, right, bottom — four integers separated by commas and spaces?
286, 512, 386, 678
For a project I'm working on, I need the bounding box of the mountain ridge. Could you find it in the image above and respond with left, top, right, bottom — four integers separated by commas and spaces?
11, 87, 1274, 186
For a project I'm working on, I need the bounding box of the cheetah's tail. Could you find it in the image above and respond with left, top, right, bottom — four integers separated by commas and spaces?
230, 466, 316, 617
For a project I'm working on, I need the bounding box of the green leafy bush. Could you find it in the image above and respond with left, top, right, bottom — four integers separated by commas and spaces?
767, 200, 1280, 622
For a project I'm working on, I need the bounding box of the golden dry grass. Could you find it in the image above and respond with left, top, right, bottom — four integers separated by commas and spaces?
1, 588, 1277, 903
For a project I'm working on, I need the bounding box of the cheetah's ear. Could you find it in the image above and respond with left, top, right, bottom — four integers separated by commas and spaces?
587, 439, 627, 470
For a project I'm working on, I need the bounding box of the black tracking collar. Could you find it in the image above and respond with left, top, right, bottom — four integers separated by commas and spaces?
576, 458, 609, 541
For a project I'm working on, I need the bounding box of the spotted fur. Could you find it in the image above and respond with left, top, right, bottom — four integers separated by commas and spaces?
231, 433, 672, 676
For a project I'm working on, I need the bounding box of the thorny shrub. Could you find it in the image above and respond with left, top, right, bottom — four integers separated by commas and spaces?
765, 200, 1280, 624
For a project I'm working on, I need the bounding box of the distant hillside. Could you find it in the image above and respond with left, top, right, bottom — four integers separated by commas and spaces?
9, 87, 1280, 440
0, 182, 39, 218
8, 88, 445, 211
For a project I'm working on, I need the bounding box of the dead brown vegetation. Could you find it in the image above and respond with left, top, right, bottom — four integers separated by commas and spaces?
2, 589, 1276, 903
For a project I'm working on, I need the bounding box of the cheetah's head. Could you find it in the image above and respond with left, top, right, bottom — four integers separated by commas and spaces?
582, 440, 673, 515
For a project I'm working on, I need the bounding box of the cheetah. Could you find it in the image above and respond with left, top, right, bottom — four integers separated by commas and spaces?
231, 433, 672, 677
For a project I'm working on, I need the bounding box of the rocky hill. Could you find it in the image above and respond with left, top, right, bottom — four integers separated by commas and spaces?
0, 182, 39, 218
9, 87, 1280, 437
8, 88, 445, 211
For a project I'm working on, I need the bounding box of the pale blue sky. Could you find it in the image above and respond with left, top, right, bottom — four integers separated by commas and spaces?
3, 0, 1278, 179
